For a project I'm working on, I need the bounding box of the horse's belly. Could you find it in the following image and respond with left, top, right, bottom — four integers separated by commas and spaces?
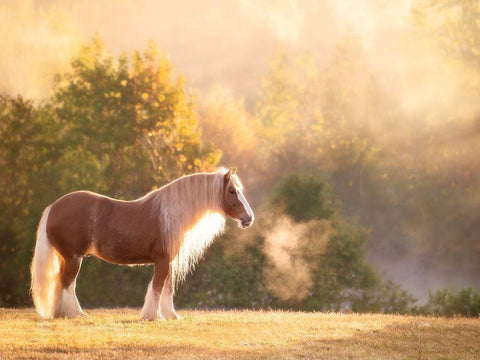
90, 230, 156, 265
89, 248, 154, 265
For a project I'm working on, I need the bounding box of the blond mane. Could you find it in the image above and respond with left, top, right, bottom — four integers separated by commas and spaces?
153, 168, 233, 286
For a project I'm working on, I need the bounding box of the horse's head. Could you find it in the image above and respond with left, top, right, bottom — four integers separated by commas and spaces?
222, 168, 254, 229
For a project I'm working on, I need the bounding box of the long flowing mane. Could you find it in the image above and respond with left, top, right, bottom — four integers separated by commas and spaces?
152, 169, 229, 286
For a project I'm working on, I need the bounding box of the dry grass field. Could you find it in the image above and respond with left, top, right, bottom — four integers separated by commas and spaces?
0, 308, 479, 359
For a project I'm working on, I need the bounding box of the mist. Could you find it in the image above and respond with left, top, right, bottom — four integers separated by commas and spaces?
2, 0, 419, 102
3, 0, 480, 303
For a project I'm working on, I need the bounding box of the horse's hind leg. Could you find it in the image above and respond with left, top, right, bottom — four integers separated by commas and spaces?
160, 268, 180, 320
140, 257, 169, 320
53, 255, 84, 318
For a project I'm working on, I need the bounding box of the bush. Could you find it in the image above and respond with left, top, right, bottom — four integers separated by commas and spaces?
421, 287, 480, 317
269, 173, 336, 222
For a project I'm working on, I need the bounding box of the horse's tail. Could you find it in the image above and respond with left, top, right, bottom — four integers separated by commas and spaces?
30, 206, 60, 318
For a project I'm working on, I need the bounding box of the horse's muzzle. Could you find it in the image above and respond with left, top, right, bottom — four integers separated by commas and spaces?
240, 215, 254, 228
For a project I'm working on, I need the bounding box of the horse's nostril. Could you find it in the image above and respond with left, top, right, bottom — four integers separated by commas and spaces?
241, 217, 253, 227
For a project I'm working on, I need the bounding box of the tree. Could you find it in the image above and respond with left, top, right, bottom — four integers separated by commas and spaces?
175, 225, 270, 309
177, 172, 415, 313
0, 36, 220, 307
412, 0, 480, 69
51, 36, 220, 306
198, 86, 262, 201
0, 96, 57, 305
268, 173, 336, 222
52, 36, 219, 199
403, 0, 480, 275
255, 49, 323, 176
421, 287, 480, 317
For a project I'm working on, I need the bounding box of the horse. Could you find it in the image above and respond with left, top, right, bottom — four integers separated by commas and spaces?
30, 167, 254, 320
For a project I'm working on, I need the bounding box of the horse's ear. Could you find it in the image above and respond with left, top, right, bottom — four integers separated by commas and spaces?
224, 169, 231, 182
224, 167, 237, 182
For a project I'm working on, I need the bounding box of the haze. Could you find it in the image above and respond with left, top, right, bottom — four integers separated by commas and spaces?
2, 0, 479, 302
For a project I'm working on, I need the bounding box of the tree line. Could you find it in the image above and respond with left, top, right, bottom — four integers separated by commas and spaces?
2, 0, 480, 317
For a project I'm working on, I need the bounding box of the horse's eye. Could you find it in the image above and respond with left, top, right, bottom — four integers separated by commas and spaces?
229, 188, 237, 195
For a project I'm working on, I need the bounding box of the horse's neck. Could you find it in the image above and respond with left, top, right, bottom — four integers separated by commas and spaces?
156, 173, 222, 235
183, 174, 222, 219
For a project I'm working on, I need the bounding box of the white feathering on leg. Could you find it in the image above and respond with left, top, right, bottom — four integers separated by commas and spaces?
140, 281, 163, 320
160, 286, 180, 320
54, 281, 84, 318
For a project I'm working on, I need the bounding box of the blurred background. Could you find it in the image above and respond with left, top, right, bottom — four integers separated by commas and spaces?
1, 0, 480, 316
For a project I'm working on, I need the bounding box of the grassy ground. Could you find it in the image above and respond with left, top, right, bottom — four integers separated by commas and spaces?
0, 308, 479, 359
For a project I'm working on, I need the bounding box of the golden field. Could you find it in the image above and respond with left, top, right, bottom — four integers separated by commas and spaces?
0, 308, 479, 359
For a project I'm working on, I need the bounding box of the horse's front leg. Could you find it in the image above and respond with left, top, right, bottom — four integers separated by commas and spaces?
160, 267, 181, 320
140, 256, 169, 320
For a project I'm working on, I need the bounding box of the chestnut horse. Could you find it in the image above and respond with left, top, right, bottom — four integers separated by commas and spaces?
30, 168, 254, 320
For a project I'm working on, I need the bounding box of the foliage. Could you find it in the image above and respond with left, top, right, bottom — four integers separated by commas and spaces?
369, 280, 417, 315
176, 227, 270, 309
77, 258, 154, 307
0, 37, 219, 307
55, 37, 219, 307
197, 87, 263, 200
176, 172, 415, 314
52, 36, 219, 198
0, 96, 57, 306
269, 173, 336, 222
2, 16, 480, 316
245, 20, 480, 309
187, 22, 480, 315
269, 174, 415, 313
404, 0, 480, 273
198, 86, 260, 170
412, 0, 480, 68
420, 287, 480, 317
255, 50, 322, 177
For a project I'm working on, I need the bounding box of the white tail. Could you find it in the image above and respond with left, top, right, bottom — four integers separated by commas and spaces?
30, 206, 60, 318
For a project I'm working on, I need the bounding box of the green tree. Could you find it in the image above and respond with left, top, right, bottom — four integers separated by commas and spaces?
0, 36, 220, 307
178, 172, 415, 313
269, 173, 336, 222
52, 36, 219, 198
317, 34, 386, 211
0, 96, 57, 305
255, 50, 322, 177
51, 36, 220, 306
175, 226, 270, 309
254, 41, 388, 220
267, 173, 415, 312
421, 287, 480, 317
